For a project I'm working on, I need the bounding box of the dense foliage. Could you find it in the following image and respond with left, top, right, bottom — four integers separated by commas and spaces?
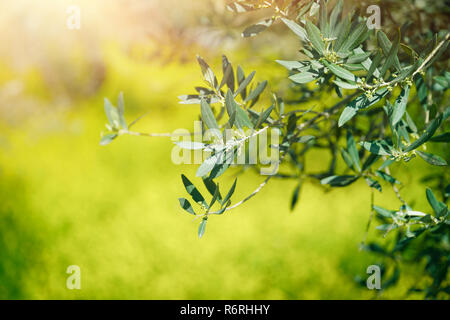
100, 0, 449, 299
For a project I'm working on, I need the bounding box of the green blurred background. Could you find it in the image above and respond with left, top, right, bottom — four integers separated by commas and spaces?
0, 0, 436, 299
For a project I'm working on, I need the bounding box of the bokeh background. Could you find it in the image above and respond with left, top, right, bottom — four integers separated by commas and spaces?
0, 0, 443, 299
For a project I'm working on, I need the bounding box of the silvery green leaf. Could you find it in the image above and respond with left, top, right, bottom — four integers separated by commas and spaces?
104, 98, 120, 128
347, 131, 361, 172
197, 153, 221, 177
197, 55, 218, 89
305, 20, 325, 55
320, 175, 359, 187
377, 31, 401, 71
329, 0, 343, 34
333, 79, 359, 89
322, 61, 356, 82
392, 86, 410, 126
340, 147, 354, 169
276, 60, 307, 71
346, 52, 372, 64
236, 105, 254, 129
375, 170, 400, 184
365, 177, 382, 192
178, 198, 196, 215
220, 55, 235, 92
373, 205, 393, 218
360, 141, 392, 156
235, 70, 255, 99
245, 80, 267, 103
200, 99, 219, 130
289, 71, 320, 84
416, 151, 447, 166
117, 92, 128, 130
198, 218, 207, 239
281, 18, 308, 42
339, 21, 369, 53
100, 133, 117, 146
405, 113, 443, 152
338, 88, 389, 127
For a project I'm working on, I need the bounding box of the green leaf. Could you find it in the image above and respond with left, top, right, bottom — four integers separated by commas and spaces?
289, 71, 319, 84
379, 31, 400, 77
426, 188, 447, 217
339, 21, 369, 53
200, 99, 219, 130
225, 89, 238, 120
347, 131, 361, 172
346, 52, 372, 64
373, 205, 393, 218
338, 88, 389, 127
379, 159, 394, 170
178, 198, 196, 215
329, 0, 343, 34
104, 98, 120, 128
377, 31, 401, 71
198, 218, 207, 239
255, 105, 274, 129
197, 55, 218, 89
340, 147, 354, 169
222, 178, 237, 206
202, 177, 222, 202
197, 153, 221, 177
117, 92, 128, 130
281, 18, 308, 42
236, 106, 254, 129
320, 175, 359, 187
416, 151, 447, 166
242, 19, 273, 37
319, 0, 329, 37
305, 20, 325, 55
375, 170, 400, 184
208, 183, 220, 208
366, 49, 382, 81
360, 141, 392, 156
430, 132, 450, 143
322, 60, 356, 82
365, 177, 382, 192
100, 133, 118, 146
181, 174, 208, 208
220, 55, 235, 92
245, 80, 267, 103
235, 71, 255, 99
362, 153, 380, 172
404, 113, 443, 152
415, 75, 428, 109
334, 15, 351, 52
333, 79, 358, 89
290, 182, 301, 211
391, 86, 410, 126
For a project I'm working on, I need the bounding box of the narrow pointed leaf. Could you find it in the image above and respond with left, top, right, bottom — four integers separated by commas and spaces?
392, 86, 410, 126
178, 198, 196, 215
181, 174, 208, 208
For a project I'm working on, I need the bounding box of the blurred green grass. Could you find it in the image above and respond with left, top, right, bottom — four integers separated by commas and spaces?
0, 43, 431, 299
